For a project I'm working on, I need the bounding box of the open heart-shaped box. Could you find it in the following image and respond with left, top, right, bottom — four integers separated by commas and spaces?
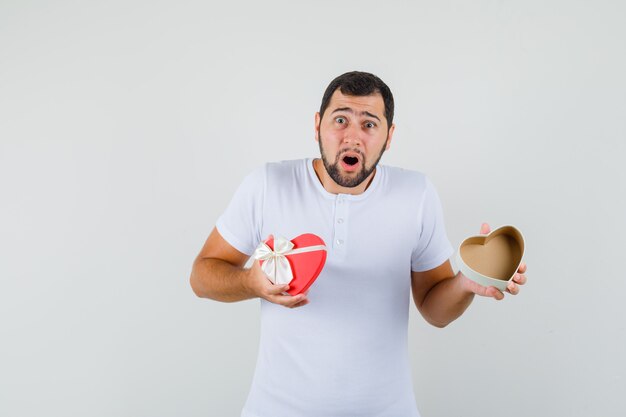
456, 225, 525, 291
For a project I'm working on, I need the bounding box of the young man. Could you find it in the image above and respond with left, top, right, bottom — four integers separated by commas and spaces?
190, 71, 527, 417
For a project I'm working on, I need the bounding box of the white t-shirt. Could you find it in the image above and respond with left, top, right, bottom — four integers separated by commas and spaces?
216, 158, 453, 417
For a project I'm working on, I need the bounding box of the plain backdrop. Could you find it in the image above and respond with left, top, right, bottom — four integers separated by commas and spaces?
1, 1, 625, 416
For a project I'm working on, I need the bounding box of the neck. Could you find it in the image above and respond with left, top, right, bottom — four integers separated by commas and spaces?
312, 158, 376, 195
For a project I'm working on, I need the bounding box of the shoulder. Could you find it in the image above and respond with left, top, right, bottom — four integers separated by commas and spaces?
239, 158, 304, 180
236, 163, 267, 189
264, 158, 309, 182
379, 164, 430, 192
237, 159, 308, 191
377, 165, 445, 210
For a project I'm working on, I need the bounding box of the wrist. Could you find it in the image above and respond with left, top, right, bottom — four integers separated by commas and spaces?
454, 270, 476, 297
242, 263, 263, 299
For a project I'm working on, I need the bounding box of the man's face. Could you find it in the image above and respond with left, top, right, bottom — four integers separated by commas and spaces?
315, 90, 395, 188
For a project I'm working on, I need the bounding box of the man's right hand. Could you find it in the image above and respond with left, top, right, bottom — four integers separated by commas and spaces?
244, 260, 310, 309
190, 227, 310, 307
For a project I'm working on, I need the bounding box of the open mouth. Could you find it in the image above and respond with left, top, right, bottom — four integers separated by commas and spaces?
343, 156, 359, 166
340, 153, 361, 172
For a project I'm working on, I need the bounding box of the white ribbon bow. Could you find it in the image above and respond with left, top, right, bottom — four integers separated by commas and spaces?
252, 235, 327, 285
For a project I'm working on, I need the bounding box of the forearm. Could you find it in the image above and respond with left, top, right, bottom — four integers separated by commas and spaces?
189, 257, 256, 302
420, 271, 475, 328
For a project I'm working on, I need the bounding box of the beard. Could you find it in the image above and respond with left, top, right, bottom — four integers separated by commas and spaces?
318, 134, 388, 188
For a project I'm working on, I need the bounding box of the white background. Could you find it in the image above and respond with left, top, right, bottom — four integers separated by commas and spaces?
1, 1, 625, 416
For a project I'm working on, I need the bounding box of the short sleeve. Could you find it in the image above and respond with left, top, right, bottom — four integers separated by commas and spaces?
215, 165, 266, 256
411, 177, 454, 272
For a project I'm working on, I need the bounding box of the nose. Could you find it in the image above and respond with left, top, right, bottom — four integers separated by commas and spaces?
342, 123, 362, 147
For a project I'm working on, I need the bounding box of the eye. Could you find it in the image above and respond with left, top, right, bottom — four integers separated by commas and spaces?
335, 116, 346, 124
364, 121, 376, 128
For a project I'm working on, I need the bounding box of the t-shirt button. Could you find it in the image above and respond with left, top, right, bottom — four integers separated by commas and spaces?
337, 218, 344, 224
336, 239, 344, 245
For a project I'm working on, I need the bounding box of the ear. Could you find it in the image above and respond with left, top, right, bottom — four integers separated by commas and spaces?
314, 112, 321, 142
385, 123, 396, 150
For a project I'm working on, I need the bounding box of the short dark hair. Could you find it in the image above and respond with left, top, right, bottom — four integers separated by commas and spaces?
319, 71, 394, 129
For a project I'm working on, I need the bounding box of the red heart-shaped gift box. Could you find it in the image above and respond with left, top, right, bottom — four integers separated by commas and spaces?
259, 234, 327, 296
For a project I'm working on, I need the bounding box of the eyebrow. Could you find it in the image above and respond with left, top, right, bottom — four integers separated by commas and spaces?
331, 107, 381, 122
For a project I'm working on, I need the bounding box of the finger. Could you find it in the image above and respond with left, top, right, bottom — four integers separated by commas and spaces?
284, 293, 308, 308
265, 283, 291, 296
480, 223, 491, 235
462, 274, 495, 298
517, 262, 527, 274
513, 273, 527, 285
506, 281, 519, 295
268, 292, 306, 308
289, 298, 310, 309
485, 286, 504, 300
